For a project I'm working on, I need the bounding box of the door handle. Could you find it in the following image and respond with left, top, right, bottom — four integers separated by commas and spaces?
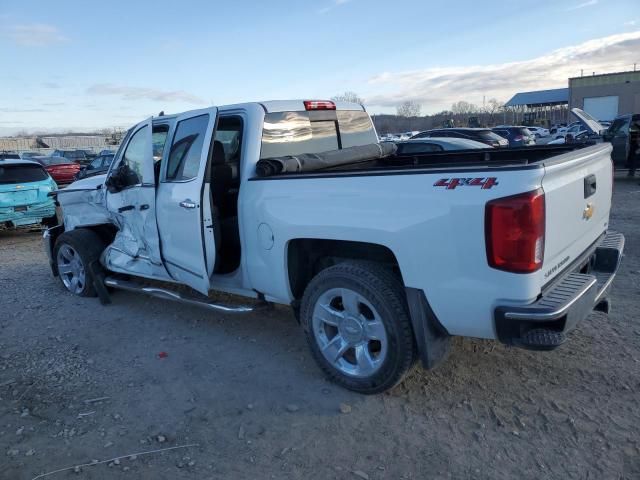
118, 205, 135, 213
179, 200, 197, 209
584, 174, 596, 198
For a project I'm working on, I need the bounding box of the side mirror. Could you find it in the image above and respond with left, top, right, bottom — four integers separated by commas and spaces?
104, 172, 121, 194
105, 163, 139, 193
105, 164, 128, 194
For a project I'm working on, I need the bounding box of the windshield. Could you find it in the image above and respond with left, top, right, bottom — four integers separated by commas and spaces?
0, 164, 49, 184
477, 130, 505, 141
41, 157, 74, 165
260, 110, 377, 159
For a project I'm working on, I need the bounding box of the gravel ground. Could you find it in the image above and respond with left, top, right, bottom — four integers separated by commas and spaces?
1, 174, 638, 480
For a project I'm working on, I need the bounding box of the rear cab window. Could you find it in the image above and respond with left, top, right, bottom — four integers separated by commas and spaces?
260, 109, 377, 159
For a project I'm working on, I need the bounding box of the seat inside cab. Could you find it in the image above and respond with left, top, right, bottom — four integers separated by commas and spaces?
210, 115, 243, 274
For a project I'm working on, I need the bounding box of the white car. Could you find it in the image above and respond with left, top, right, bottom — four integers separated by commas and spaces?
396, 137, 491, 154
44, 101, 624, 393
553, 123, 588, 140
525, 126, 550, 138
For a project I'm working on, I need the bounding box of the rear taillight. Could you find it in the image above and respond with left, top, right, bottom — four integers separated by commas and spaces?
485, 189, 545, 273
304, 100, 336, 111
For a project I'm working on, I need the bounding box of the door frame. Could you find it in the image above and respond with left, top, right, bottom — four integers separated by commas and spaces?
155, 107, 219, 294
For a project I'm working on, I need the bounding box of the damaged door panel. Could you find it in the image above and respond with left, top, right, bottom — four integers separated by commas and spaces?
103, 118, 170, 279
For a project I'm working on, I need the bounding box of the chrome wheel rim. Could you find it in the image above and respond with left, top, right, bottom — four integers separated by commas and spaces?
56, 244, 86, 294
312, 288, 388, 378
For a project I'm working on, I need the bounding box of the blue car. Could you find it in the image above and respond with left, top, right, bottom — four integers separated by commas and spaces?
0, 159, 57, 229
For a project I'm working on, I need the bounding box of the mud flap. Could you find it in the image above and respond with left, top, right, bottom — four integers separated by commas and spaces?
89, 260, 111, 305
405, 287, 451, 369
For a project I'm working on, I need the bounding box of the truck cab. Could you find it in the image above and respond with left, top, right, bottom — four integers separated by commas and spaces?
49, 101, 378, 297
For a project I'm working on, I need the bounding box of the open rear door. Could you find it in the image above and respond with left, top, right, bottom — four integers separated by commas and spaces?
156, 108, 218, 294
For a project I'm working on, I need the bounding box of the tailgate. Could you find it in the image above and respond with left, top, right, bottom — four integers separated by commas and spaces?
541, 144, 612, 283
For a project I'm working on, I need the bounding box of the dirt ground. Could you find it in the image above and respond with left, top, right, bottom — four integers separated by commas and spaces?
1, 174, 638, 480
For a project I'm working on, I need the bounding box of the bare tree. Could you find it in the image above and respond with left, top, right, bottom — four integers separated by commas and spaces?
396, 101, 421, 117
451, 101, 479, 115
483, 98, 505, 126
331, 91, 365, 105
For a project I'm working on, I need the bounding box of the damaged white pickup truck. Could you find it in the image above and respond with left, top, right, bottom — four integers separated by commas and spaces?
44, 100, 624, 393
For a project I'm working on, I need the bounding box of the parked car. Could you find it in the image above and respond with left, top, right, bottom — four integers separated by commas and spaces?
602, 113, 640, 171
412, 128, 509, 148
36, 156, 81, 185
51, 149, 89, 165
491, 126, 536, 147
74, 153, 115, 180
379, 134, 401, 142
0, 151, 21, 160
395, 137, 491, 155
45, 101, 623, 394
19, 151, 43, 160
0, 158, 57, 229
76, 149, 98, 160
523, 126, 550, 138
550, 123, 566, 135
553, 123, 589, 140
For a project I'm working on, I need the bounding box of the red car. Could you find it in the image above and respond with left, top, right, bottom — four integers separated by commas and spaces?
36, 156, 81, 185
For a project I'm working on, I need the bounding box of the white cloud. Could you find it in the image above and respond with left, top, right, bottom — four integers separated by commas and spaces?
86, 84, 205, 104
5, 23, 67, 47
566, 0, 597, 10
318, 0, 353, 14
364, 31, 640, 112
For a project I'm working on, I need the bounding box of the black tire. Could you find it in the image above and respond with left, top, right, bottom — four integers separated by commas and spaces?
53, 229, 106, 297
301, 261, 416, 394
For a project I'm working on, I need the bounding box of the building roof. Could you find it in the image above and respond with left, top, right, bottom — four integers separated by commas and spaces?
505, 88, 569, 107
569, 70, 640, 88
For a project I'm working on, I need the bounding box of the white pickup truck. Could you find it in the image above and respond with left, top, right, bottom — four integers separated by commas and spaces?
44, 100, 624, 393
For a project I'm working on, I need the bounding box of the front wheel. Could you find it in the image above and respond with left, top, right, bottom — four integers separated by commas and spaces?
301, 261, 416, 394
53, 229, 105, 297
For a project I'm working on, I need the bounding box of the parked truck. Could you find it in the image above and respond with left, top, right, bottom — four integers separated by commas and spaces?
44, 100, 624, 393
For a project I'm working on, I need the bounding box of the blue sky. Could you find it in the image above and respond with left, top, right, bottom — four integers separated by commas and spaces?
0, 0, 638, 134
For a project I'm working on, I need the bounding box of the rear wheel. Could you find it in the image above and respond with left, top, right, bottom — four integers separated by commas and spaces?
301, 261, 416, 394
53, 229, 105, 297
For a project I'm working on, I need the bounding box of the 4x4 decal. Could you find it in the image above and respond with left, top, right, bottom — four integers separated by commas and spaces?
434, 177, 498, 190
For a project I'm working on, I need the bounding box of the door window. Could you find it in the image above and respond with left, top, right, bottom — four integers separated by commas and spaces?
88, 157, 103, 169
166, 114, 209, 181
117, 125, 148, 187
608, 118, 629, 136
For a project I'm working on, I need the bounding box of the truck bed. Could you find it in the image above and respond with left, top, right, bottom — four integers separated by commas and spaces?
254, 143, 597, 179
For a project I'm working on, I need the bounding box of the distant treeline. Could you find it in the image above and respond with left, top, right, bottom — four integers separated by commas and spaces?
371, 107, 569, 134
372, 111, 513, 134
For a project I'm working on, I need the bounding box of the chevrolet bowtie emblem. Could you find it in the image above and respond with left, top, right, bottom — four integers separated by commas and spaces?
583, 203, 594, 220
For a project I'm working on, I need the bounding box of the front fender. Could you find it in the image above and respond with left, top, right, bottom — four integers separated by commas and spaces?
43, 225, 64, 276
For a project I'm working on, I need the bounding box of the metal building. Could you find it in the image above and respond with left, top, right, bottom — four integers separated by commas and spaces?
504, 88, 569, 126
569, 70, 640, 121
